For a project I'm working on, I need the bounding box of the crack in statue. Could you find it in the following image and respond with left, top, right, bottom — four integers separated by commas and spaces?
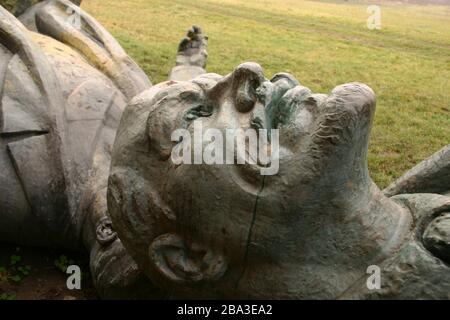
0, 0, 449, 299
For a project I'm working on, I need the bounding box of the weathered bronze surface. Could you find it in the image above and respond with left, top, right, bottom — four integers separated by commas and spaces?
0, 0, 448, 299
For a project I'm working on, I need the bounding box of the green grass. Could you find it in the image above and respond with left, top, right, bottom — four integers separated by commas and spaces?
82, 0, 450, 188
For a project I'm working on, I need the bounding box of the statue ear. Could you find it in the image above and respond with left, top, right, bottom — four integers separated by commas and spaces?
149, 233, 227, 284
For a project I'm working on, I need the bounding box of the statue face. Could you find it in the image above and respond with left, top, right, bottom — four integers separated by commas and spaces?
109, 63, 406, 299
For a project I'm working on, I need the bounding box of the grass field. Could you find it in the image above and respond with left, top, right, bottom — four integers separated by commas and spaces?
82, 0, 450, 188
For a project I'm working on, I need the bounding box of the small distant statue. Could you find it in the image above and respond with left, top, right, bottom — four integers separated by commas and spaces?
169, 25, 209, 81
0, 0, 448, 299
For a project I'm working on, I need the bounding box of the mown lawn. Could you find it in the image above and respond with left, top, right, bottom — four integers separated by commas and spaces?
82, 0, 450, 188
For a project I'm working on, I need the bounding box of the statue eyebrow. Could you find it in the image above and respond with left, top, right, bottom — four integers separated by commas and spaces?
178, 89, 204, 101
184, 104, 213, 121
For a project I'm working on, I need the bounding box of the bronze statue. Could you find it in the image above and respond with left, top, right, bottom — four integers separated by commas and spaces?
0, 0, 448, 299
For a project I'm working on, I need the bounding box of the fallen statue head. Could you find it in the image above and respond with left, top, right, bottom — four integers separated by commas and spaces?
108, 63, 450, 299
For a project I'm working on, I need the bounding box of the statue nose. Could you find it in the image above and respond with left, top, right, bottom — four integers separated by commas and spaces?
208, 62, 266, 114
231, 62, 265, 113
205, 62, 278, 132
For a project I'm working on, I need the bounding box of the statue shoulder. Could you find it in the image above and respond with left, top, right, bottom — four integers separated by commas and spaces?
0, 5, 75, 244
0, 1, 151, 245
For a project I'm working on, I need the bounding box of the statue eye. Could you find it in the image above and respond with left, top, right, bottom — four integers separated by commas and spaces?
184, 105, 213, 121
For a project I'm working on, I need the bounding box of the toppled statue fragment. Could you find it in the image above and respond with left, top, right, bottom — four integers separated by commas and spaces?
169, 25, 209, 81
384, 144, 450, 197
0, 0, 153, 298
0, 0, 449, 300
